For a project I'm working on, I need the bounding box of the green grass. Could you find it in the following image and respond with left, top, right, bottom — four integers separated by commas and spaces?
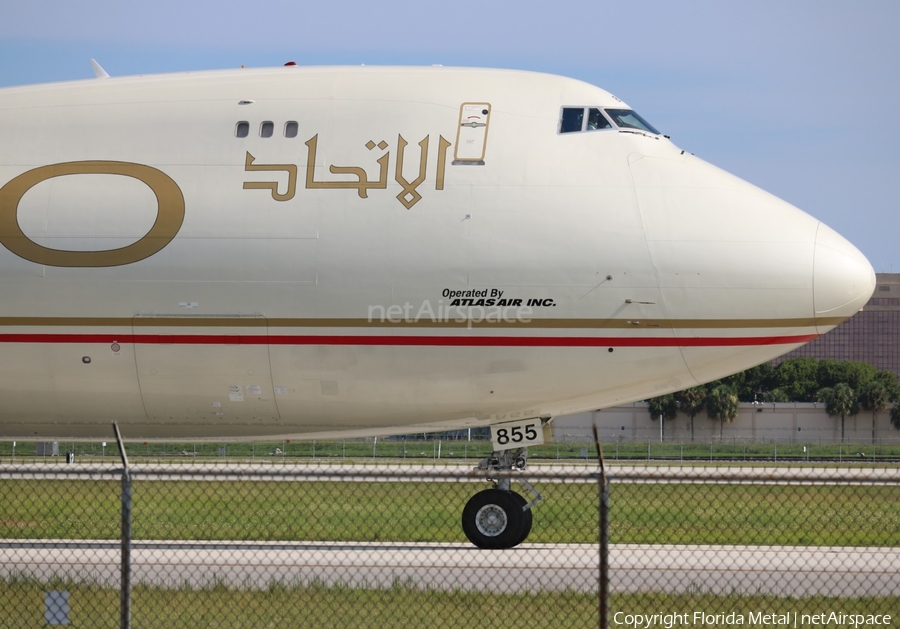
2, 480, 898, 546
609, 440, 900, 462
610, 484, 900, 546
1, 577, 897, 629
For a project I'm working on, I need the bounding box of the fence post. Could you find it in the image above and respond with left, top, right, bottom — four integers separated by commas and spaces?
592, 425, 609, 629
598, 468, 609, 628
113, 423, 132, 629
120, 469, 132, 629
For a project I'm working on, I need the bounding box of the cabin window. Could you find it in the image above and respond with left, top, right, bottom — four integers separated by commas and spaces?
235, 121, 249, 138
604, 109, 660, 135
260, 121, 274, 138
587, 108, 612, 131
559, 108, 585, 133
284, 121, 299, 138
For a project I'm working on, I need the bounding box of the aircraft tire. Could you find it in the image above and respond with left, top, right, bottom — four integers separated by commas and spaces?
462, 488, 525, 549
511, 491, 533, 546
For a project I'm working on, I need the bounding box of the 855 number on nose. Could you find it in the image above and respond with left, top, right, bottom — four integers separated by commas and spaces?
490, 418, 544, 451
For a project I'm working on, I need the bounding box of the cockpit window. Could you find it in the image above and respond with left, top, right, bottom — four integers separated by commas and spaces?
587, 108, 612, 130
560, 107, 623, 134
560, 107, 585, 133
604, 109, 660, 135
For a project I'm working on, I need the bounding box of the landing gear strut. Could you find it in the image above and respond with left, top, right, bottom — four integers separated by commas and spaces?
462, 447, 543, 549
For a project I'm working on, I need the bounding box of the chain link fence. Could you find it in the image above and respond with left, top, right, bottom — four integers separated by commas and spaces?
5, 436, 900, 465
1, 462, 898, 628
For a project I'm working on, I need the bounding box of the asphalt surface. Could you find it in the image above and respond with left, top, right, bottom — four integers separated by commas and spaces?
2, 462, 898, 484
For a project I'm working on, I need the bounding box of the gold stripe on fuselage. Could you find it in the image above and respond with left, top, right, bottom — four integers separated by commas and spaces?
0, 316, 844, 329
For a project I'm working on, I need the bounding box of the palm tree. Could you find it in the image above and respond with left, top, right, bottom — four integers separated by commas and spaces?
821, 383, 858, 442
858, 379, 890, 445
707, 384, 739, 439
647, 394, 678, 440
889, 387, 900, 431
675, 387, 707, 442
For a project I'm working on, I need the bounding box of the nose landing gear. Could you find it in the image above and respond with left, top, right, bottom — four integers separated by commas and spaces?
461, 447, 543, 549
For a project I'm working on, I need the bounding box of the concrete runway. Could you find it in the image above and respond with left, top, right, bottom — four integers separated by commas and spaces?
2, 540, 897, 597
2, 462, 898, 485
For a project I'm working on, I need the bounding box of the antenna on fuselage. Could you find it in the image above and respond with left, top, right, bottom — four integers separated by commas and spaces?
90, 58, 110, 79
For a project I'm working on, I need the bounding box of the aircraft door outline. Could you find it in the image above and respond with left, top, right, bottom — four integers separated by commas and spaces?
453, 103, 491, 165
132, 314, 281, 424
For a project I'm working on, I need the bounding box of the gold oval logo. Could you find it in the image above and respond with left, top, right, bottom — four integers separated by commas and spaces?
0, 161, 185, 267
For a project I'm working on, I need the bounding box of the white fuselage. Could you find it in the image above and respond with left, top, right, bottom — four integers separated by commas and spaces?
0, 66, 875, 440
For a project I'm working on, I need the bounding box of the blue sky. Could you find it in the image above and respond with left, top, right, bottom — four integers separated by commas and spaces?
2, 0, 898, 270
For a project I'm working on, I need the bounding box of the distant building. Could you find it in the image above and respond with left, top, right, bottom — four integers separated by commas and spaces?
553, 403, 897, 445
776, 273, 900, 375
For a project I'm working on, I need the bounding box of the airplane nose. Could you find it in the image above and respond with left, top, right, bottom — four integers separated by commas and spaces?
813, 222, 875, 331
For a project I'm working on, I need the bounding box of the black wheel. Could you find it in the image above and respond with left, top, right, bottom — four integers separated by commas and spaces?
462, 489, 524, 549
511, 492, 533, 547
